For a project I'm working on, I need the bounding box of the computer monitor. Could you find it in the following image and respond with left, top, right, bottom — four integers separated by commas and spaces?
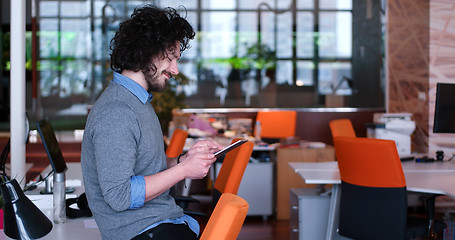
35, 119, 68, 173
433, 83, 455, 133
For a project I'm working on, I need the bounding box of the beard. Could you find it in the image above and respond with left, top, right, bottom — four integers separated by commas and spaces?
142, 68, 167, 93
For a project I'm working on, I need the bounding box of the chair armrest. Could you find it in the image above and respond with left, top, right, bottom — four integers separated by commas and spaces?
174, 196, 208, 218
184, 209, 208, 217
174, 196, 200, 209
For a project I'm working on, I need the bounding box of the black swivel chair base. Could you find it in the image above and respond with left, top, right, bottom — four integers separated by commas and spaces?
406, 216, 446, 239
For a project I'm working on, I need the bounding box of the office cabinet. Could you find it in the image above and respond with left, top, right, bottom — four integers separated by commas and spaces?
290, 188, 330, 240
277, 145, 335, 219
215, 161, 273, 218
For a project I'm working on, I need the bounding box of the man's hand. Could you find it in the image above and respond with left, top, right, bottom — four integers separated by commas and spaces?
144, 140, 223, 201
178, 140, 223, 179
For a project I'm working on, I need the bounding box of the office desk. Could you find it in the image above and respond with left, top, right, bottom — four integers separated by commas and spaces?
289, 161, 455, 240
276, 145, 335, 219
184, 137, 277, 217
0, 163, 101, 240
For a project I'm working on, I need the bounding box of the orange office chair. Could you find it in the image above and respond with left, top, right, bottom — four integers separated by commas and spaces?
333, 136, 446, 239
256, 110, 296, 142
212, 138, 254, 207
176, 138, 254, 217
165, 128, 188, 158
329, 118, 356, 138
199, 193, 249, 240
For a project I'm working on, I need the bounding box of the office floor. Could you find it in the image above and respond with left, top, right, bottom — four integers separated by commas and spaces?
195, 213, 290, 240
237, 215, 446, 240
192, 195, 449, 240
237, 216, 290, 240
191, 193, 290, 240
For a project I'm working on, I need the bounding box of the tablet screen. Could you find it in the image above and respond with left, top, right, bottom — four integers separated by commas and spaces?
214, 139, 248, 157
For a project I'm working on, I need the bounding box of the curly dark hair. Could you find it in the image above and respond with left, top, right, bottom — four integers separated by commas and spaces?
110, 5, 195, 73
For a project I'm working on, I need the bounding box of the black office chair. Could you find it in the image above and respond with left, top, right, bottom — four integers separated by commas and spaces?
333, 136, 446, 239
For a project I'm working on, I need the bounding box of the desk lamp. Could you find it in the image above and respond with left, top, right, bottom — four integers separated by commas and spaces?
0, 121, 53, 239
0, 175, 53, 239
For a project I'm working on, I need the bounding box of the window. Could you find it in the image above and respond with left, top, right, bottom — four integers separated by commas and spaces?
0, 0, 384, 125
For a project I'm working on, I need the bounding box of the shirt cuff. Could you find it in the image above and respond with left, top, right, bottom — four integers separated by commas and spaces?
129, 175, 145, 209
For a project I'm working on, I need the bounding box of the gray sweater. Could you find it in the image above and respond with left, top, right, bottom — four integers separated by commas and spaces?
81, 81, 183, 240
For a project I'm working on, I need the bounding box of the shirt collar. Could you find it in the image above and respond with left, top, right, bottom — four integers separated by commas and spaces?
112, 72, 153, 104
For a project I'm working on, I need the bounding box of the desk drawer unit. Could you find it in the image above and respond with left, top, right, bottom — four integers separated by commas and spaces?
290, 188, 330, 240
215, 162, 273, 217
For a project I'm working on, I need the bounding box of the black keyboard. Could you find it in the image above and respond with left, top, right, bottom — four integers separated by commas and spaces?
400, 156, 415, 162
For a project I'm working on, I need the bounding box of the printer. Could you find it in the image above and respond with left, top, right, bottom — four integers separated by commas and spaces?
366, 113, 416, 156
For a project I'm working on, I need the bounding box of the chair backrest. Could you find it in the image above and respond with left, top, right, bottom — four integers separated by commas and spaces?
165, 128, 188, 158
333, 136, 408, 239
329, 118, 356, 138
199, 193, 249, 240
256, 110, 296, 138
213, 138, 254, 206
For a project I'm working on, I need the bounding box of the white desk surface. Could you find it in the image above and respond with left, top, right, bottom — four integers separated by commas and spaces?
0, 162, 102, 240
290, 160, 455, 172
289, 161, 455, 198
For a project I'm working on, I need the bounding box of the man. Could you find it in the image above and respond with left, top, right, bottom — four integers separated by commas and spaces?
81, 5, 223, 240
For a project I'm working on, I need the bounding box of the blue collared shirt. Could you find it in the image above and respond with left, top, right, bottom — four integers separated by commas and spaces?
112, 71, 153, 104
112, 72, 199, 236
139, 214, 200, 237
